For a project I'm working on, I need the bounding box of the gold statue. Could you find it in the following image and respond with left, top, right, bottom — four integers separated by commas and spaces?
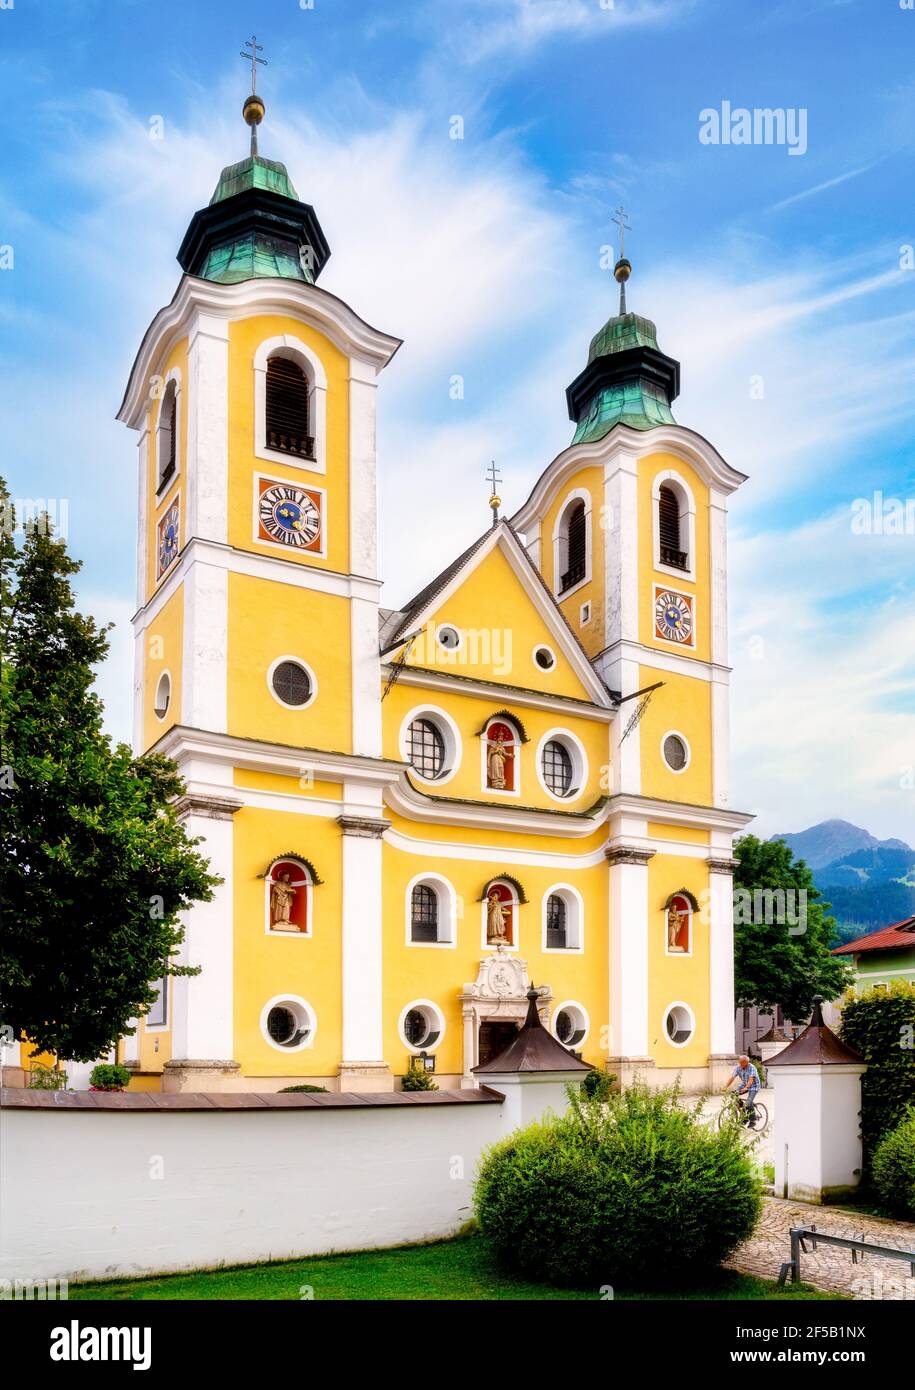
667, 903, 686, 952
270, 871, 297, 929
487, 731, 509, 789
486, 890, 509, 944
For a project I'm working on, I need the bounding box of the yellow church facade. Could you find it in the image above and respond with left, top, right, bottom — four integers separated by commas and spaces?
115, 103, 751, 1094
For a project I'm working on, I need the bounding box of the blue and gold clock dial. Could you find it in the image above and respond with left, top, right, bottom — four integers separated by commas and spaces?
257, 481, 322, 551
654, 588, 693, 645
156, 499, 180, 580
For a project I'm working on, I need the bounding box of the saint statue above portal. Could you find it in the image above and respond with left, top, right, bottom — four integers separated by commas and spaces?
270, 871, 297, 929
486, 889, 510, 944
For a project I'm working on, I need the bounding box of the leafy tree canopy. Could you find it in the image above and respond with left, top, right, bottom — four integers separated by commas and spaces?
0, 483, 219, 1061
733, 833, 853, 1019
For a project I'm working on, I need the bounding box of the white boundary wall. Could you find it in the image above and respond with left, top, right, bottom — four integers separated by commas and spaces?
0, 1097, 513, 1284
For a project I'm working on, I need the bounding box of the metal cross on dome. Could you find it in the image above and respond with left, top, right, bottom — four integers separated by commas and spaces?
240, 35, 267, 93
612, 205, 631, 259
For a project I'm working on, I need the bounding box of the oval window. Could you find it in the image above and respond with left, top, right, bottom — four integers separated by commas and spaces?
663, 734, 688, 772
407, 717, 446, 779
541, 739, 573, 796
154, 672, 171, 720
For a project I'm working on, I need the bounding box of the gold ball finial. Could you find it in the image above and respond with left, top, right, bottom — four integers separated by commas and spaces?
614, 256, 632, 284
489, 493, 502, 512
243, 93, 265, 128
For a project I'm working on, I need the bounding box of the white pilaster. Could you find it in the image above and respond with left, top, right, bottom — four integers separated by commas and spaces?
708, 857, 737, 1061
351, 595, 382, 756
181, 559, 228, 733
186, 312, 229, 543
338, 785, 389, 1087
607, 846, 654, 1067
348, 359, 379, 579
169, 797, 240, 1066
135, 422, 150, 608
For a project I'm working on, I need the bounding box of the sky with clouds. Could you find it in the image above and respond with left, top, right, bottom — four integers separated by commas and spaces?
1, 0, 913, 843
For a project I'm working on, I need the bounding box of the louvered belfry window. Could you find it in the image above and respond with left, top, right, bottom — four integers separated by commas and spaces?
158, 383, 177, 490
659, 485, 687, 569
266, 356, 314, 460
560, 501, 586, 593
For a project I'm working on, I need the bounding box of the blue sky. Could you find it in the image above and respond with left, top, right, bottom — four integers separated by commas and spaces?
2, 0, 914, 841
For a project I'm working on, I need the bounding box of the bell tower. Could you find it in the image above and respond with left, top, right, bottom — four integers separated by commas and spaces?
117, 51, 402, 1093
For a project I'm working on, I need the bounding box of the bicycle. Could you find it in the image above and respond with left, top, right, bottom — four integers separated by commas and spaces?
717, 1090, 768, 1133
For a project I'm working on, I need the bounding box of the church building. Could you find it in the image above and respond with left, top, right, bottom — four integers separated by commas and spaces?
116, 79, 752, 1094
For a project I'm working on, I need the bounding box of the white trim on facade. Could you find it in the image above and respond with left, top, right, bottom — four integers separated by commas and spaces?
398, 999, 447, 1054
535, 727, 589, 804
660, 729, 691, 774
266, 654, 319, 711
542, 883, 585, 954
651, 467, 697, 582
551, 1000, 590, 1048
259, 994, 318, 1053
663, 1000, 696, 1049
399, 704, 462, 788
404, 872, 458, 949
552, 487, 592, 601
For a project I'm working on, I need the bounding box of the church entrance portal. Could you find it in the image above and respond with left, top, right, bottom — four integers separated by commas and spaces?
477, 1020, 519, 1068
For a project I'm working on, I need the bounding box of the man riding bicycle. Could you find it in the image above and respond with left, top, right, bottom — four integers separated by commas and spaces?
723, 1054, 760, 1124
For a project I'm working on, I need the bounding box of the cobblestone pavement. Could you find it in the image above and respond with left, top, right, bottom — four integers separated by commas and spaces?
727, 1197, 915, 1300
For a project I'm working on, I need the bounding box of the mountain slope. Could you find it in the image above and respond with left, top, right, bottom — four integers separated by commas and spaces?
769, 820, 915, 942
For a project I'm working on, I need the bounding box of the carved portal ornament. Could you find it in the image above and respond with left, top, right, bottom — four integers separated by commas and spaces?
459, 951, 553, 1085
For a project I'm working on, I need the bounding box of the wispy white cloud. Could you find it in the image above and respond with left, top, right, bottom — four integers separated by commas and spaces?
443, 0, 696, 64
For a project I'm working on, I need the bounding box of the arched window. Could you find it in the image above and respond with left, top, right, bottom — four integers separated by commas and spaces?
546, 894, 567, 949
266, 356, 314, 460
658, 485, 686, 569
411, 884, 439, 943
157, 379, 177, 491
560, 501, 587, 593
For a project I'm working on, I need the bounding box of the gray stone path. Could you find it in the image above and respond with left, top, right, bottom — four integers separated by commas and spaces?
727, 1197, 915, 1300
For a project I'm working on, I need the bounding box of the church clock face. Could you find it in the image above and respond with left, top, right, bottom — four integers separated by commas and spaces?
156, 497, 180, 581
653, 586, 694, 646
256, 478, 324, 553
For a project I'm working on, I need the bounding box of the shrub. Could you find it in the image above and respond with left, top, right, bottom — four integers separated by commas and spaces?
89, 1063, 132, 1092
839, 982, 915, 1165
278, 1084, 328, 1093
580, 1068, 615, 1103
28, 1063, 68, 1090
474, 1083, 762, 1288
400, 1064, 438, 1092
871, 1109, 915, 1219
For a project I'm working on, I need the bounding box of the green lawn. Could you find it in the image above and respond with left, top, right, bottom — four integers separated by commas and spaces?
70, 1234, 844, 1301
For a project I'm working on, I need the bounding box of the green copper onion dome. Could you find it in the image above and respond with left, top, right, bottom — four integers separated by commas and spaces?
565, 232, 680, 443
176, 90, 330, 287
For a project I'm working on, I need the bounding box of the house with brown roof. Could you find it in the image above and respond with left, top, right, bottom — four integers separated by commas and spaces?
832, 915, 915, 992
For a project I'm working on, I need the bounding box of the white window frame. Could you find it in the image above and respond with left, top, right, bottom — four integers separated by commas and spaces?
260, 994, 317, 1053
398, 999, 447, 1054
399, 705, 461, 787
542, 884, 585, 953
405, 872, 457, 949
480, 877, 520, 953
264, 856, 314, 938
532, 643, 557, 674
551, 1000, 590, 1049
254, 334, 328, 474
652, 469, 696, 582
662, 1000, 695, 1049
536, 727, 588, 803
660, 729, 691, 775
155, 368, 182, 495
266, 654, 319, 711
480, 715, 522, 800
552, 489, 592, 600
579, 600, 592, 627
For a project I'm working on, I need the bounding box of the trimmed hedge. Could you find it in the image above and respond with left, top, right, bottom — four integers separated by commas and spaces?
871, 1109, 915, 1219
89, 1063, 132, 1091
278, 1084, 327, 1093
400, 1064, 438, 1092
838, 982, 915, 1165
473, 1083, 762, 1288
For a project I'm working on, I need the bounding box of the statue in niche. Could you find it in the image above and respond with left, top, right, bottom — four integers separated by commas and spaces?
486, 889, 510, 944
487, 730, 511, 790
270, 871, 298, 929
667, 901, 688, 952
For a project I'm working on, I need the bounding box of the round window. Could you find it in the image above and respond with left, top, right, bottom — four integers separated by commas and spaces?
404, 1007, 440, 1049
263, 998, 314, 1050
663, 734, 688, 772
436, 625, 461, 651
407, 717, 446, 779
534, 645, 556, 671
541, 739, 573, 796
154, 672, 171, 720
664, 1004, 694, 1047
555, 1004, 587, 1048
271, 660, 313, 708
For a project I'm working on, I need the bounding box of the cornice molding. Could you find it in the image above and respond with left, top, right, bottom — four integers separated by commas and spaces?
337, 815, 390, 839
605, 845, 656, 866
118, 276, 402, 429
151, 725, 406, 789
384, 779, 609, 839
511, 423, 747, 534
707, 856, 740, 875
173, 793, 244, 821
386, 664, 614, 722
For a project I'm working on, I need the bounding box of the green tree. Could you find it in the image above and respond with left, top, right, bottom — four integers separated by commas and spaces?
733, 834, 852, 1020
0, 484, 218, 1062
